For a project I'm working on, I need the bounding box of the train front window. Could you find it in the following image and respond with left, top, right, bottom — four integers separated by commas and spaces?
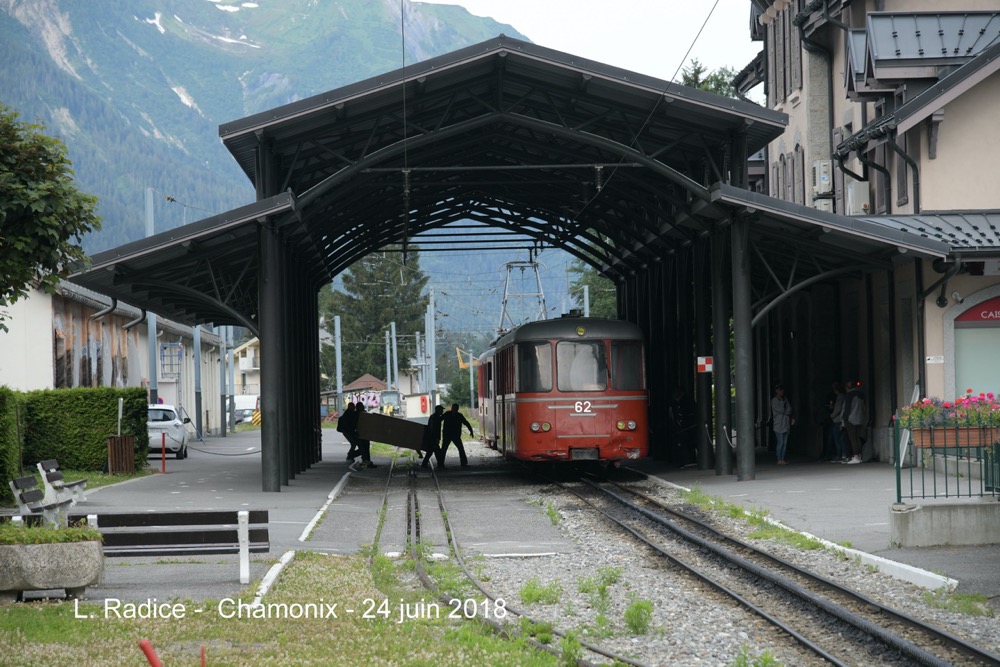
611, 341, 645, 390
556, 341, 608, 392
516, 342, 552, 392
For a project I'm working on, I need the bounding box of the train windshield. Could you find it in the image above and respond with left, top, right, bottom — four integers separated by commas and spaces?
517, 342, 552, 392
611, 341, 645, 390
556, 341, 608, 392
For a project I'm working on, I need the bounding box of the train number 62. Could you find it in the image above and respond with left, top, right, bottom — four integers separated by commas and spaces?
574, 401, 593, 413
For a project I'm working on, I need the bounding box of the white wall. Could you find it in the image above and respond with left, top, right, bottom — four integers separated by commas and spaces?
0, 292, 54, 390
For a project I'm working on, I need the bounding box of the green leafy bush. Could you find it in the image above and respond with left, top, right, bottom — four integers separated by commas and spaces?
624, 598, 654, 634
519, 578, 562, 605
0, 387, 25, 504
21, 387, 148, 470
0, 521, 102, 544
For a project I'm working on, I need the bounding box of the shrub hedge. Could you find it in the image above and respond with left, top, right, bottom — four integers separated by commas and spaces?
0, 387, 24, 504
19, 387, 148, 472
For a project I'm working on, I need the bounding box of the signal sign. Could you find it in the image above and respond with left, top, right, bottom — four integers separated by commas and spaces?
697, 356, 714, 373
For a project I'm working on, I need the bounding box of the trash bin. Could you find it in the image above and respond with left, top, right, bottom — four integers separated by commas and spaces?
106, 435, 136, 474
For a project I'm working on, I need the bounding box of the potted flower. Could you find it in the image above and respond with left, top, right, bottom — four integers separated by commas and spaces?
898, 389, 1000, 448
0, 520, 104, 602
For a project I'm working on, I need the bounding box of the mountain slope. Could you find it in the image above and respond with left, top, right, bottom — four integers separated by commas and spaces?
0, 0, 525, 252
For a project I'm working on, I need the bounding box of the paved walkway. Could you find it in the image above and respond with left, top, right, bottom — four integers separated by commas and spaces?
8, 430, 998, 606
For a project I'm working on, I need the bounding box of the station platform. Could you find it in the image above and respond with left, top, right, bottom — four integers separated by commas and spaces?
26, 429, 996, 608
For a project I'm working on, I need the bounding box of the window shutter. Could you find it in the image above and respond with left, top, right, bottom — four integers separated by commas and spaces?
775, 10, 786, 102
790, 4, 802, 91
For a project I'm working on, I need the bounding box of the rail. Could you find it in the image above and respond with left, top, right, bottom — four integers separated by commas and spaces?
893, 420, 1000, 503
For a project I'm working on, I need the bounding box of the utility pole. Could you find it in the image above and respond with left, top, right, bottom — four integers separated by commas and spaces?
193, 325, 203, 440
334, 315, 343, 411
426, 288, 437, 407
227, 326, 235, 429
217, 326, 227, 437
468, 347, 475, 412
390, 321, 398, 391
145, 188, 158, 405
384, 330, 391, 390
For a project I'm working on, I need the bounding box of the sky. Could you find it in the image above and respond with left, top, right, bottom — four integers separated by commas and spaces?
416, 0, 761, 83
408, 1, 765, 330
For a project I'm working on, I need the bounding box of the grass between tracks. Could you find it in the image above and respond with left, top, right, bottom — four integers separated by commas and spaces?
0, 550, 560, 666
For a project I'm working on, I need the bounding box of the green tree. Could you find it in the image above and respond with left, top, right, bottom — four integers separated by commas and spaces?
568, 260, 617, 318
0, 106, 101, 330
680, 58, 738, 98
319, 247, 430, 386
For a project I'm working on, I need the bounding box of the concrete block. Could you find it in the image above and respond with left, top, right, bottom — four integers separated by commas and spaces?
890, 501, 1000, 547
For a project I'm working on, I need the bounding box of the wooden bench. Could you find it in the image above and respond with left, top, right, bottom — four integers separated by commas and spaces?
7, 477, 72, 527
37, 460, 88, 506
68, 510, 269, 584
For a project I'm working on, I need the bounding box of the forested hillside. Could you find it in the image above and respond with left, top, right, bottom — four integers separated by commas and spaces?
0, 0, 524, 252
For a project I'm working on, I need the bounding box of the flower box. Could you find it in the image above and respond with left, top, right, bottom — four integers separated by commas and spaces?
899, 390, 1000, 448
909, 426, 997, 449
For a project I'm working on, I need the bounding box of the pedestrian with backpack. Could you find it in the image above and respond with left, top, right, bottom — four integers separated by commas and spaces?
843, 381, 867, 464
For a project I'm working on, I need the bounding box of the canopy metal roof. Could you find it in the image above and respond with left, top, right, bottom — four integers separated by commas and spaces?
70, 35, 952, 332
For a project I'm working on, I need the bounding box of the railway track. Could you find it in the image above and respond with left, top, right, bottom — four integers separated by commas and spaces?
549, 475, 1000, 666
364, 455, 652, 666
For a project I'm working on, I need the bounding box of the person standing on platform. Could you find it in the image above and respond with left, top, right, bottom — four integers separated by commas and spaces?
830, 381, 847, 462
441, 403, 475, 467
770, 384, 794, 465
843, 380, 867, 464
338, 402, 359, 463
351, 403, 377, 469
421, 404, 445, 468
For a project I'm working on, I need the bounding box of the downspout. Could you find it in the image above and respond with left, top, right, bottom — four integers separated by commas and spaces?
887, 136, 921, 213
122, 309, 146, 331
90, 297, 118, 320
857, 151, 892, 214
836, 153, 867, 183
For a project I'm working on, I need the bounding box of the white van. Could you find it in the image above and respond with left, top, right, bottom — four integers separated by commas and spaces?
229, 395, 259, 424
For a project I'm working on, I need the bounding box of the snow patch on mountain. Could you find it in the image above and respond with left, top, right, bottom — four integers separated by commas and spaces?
171, 85, 206, 117
3, 0, 81, 79
143, 11, 165, 34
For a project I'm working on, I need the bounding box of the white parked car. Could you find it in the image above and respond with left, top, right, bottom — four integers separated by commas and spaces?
147, 404, 190, 459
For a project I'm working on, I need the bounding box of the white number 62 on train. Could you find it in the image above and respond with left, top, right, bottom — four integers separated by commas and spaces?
574, 401, 593, 413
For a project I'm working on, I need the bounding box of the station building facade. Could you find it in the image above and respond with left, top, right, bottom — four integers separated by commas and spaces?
742, 1, 1000, 461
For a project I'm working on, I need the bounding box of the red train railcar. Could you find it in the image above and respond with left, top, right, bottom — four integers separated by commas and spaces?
477, 317, 649, 463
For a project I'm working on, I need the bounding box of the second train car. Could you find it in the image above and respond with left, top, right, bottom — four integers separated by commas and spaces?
477, 317, 649, 463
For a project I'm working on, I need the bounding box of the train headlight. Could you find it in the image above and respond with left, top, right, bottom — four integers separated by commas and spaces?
530, 422, 541, 432
627, 420, 637, 430
541, 422, 551, 432
616, 420, 626, 430
617, 420, 637, 431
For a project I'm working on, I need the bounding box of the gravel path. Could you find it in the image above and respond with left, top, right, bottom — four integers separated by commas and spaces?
458, 440, 1000, 665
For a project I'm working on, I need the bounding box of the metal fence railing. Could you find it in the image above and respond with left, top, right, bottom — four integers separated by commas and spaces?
894, 421, 1000, 503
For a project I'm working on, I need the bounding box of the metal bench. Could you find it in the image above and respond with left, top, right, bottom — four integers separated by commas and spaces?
7, 477, 72, 527
37, 459, 88, 506
70, 510, 269, 584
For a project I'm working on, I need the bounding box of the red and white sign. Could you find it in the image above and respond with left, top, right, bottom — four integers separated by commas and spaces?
697, 356, 714, 373
956, 296, 1000, 323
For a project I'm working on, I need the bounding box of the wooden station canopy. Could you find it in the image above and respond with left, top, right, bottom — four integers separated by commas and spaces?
71, 36, 950, 489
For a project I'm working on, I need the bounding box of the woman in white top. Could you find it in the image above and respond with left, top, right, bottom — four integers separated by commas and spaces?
770, 384, 794, 465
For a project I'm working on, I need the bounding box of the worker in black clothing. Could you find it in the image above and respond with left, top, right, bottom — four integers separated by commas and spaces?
338, 402, 359, 462
352, 402, 377, 469
421, 404, 445, 468
441, 403, 474, 467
